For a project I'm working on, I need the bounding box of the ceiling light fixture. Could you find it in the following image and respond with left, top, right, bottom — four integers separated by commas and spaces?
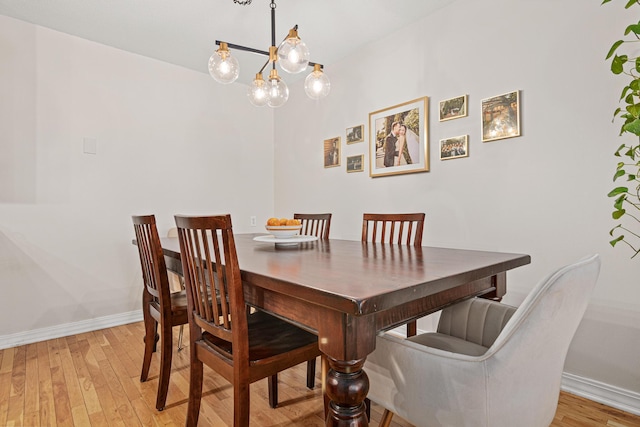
209, 0, 330, 107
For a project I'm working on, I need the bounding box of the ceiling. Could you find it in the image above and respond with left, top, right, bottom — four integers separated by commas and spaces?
0, 0, 456, 85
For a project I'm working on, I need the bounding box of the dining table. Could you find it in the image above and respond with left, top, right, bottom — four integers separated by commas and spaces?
158, 233, 530, 426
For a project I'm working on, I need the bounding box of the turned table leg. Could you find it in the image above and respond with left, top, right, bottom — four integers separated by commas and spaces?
324, 357, 369, 427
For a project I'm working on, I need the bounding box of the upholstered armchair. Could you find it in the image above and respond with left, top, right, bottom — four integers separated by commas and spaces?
365, 254, 601, 427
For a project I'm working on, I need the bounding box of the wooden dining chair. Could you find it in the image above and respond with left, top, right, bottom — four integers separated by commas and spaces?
132, 215, 189, 411
362, 212, 425, 247
175, 214, 322, 427
294, 212, 332, 240
362, 212, 425, 337
292, 213, 332, 393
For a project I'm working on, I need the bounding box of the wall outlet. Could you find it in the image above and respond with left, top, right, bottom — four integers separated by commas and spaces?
250, 216, 257, 227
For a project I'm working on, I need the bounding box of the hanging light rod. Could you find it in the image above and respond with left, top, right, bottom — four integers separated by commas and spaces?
208, 0, 330, 108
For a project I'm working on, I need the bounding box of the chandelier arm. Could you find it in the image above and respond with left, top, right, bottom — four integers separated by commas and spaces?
215, 40, 323, 70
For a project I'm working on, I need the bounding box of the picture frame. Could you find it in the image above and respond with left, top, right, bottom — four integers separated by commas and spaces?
439, 94, 468, 121
368, 96, 429, 178
481, 90, 520, 142
440, 135, 469, 160
346, 154, 364, 173
346, 125, 364, 144
323, 137, 341, 168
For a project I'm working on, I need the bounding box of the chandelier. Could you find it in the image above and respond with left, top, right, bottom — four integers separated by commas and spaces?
208, 0, 330, 107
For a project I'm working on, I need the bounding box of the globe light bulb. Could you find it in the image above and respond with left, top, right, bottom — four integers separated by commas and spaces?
277, 28, 310, 74
208, 42, 239, 84
247, 74, 269, 107
304, 64, 330, 100
266, 70, 289, 108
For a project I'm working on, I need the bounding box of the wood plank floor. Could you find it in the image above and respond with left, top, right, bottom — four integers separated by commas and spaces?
0, 322, 638, 426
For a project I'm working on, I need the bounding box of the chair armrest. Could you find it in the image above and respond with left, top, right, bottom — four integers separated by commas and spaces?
436, 298, 516, 348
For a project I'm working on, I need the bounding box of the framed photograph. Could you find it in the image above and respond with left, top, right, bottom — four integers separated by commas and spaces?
481, 90, 520, 142
368, 96, 429, 178
346, 125, 364, 144
346, 154, 364, 173
439, 95, 468, 121
440, 135, 469, 160
323, 137, 340, 168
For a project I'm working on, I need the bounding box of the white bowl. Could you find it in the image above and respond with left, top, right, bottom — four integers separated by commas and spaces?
265, 225, 302, 239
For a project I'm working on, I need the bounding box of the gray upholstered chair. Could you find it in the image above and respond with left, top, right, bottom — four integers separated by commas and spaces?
365, 254, 601, 427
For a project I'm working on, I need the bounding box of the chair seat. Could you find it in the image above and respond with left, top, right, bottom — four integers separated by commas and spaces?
407, 332, 489, 356
169, 289, 188, 312
201, 310, 318, 362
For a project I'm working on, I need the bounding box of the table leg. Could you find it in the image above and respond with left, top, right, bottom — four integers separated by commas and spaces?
325, 357, 369, 426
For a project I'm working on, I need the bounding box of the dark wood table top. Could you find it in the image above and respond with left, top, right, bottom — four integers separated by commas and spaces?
160, 233, 530, 319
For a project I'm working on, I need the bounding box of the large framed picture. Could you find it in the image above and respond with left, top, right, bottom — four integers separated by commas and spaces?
439, 95, 468, 121
481, 90, 520, 142
323, 137, 340, 168
368, 96, 429, 178
346, 154, 364, 173
346, 125, 364, 144
440, 135, 469, 160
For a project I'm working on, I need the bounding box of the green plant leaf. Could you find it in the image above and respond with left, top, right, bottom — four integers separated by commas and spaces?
625, 93, 635, 104
614, 194, 627, 209
602, 0, 612, 4
609, 187, 630, 196
636, 58, 640, 73
610, 235, 624, 247
607, 40, 625, 59
614, 169, 626, 180
612, 55, 628, 74
620, 86, 631, 100
613, 208, 627, 219
615, 144, 627, 155
626, 0, 638, 8
623, 118, 640, 135
631, 79, 640, 91
625, 23, 640, 35
627, 103, 640, 117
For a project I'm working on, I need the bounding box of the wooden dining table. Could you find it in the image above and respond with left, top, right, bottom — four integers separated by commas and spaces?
158, 233, 530, 426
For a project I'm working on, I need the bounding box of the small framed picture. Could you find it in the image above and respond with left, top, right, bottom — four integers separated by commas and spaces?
324, 137, 341, 168
439, 95, 468, 121
481, 90, 520, 142
346, 125, 364, 144
440, 135, 469, 160
368, 96, 429, 178
346, 154, 364, 173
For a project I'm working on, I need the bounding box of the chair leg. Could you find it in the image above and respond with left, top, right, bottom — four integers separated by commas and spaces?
379, 409, 394, 427
306, 357, 316, 389
186, 355, 203, 427
155, 320, 173, 411
268, 374, 278, 408
234, 381, 251, 427
321, 356, 329, 420
365, 398, 371, 421
177, 324, 184, 351
407, 320, 417, 337
140, 298, 156, 382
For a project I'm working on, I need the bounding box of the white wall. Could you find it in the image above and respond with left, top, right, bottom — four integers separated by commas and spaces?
0, 15, 275, 337
274, 0, 640, 399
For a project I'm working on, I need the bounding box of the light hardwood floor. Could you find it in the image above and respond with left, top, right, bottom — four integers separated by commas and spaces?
0, 322, 638, 426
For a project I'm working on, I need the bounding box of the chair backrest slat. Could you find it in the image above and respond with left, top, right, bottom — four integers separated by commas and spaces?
132, 215, 171, 306
362, 213, 425, 246
175, 214, 243, 341
294, 213, 332, 240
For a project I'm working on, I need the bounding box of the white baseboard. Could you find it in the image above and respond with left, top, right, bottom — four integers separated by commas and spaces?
562, 372, 640, 416
0, 310, 143, 350
2, 313, 639, 417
